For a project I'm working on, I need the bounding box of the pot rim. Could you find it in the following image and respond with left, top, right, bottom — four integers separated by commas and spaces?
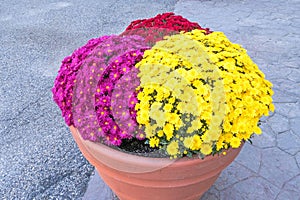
70, 126, 243, 173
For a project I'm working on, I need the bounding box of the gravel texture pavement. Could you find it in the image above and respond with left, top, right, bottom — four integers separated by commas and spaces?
0, 0, 177, 199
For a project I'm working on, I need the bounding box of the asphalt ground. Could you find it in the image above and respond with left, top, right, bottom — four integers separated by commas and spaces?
0, 1, 177, 199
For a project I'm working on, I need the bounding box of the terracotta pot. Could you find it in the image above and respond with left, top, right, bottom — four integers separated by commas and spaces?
70, 126, 243, 200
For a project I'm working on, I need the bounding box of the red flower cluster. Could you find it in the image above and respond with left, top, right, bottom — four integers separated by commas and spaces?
122, 12, 211, 45
124, 12, 210, 33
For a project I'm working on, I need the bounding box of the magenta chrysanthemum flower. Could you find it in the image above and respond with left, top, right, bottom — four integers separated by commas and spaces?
71, 35, 148, 141
52, 36, 110, 126
94, 49, 148, 145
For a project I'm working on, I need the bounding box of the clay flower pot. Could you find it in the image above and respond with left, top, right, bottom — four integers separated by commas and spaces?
51, 13, 273, 200
70, 126, 243, 200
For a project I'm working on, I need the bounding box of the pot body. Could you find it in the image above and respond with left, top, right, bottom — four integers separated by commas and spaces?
70, 126, 243, 200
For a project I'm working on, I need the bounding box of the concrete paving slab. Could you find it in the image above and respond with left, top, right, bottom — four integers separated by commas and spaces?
84, 0, 300, 199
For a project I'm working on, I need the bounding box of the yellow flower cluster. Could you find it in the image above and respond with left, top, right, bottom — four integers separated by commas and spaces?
134, 29, 274, 158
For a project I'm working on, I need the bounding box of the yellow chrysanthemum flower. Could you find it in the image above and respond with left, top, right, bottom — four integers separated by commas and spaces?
200, 143, 212, 155
150, 110, 166, 127
157, 130, 164, 137
183, 136, 193, 149
149, 137, 160, 148
163, 104, 173, 112
166, 140, 179, 156
163, 123, 174, 141
166, 113, 181, 125
190, 135, 202, 150
230, 137, 241, 148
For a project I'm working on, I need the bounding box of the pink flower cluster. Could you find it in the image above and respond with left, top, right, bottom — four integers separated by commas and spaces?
95, 49, 147, 145
71, 35, 148, 141
52, 36, 110, 125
